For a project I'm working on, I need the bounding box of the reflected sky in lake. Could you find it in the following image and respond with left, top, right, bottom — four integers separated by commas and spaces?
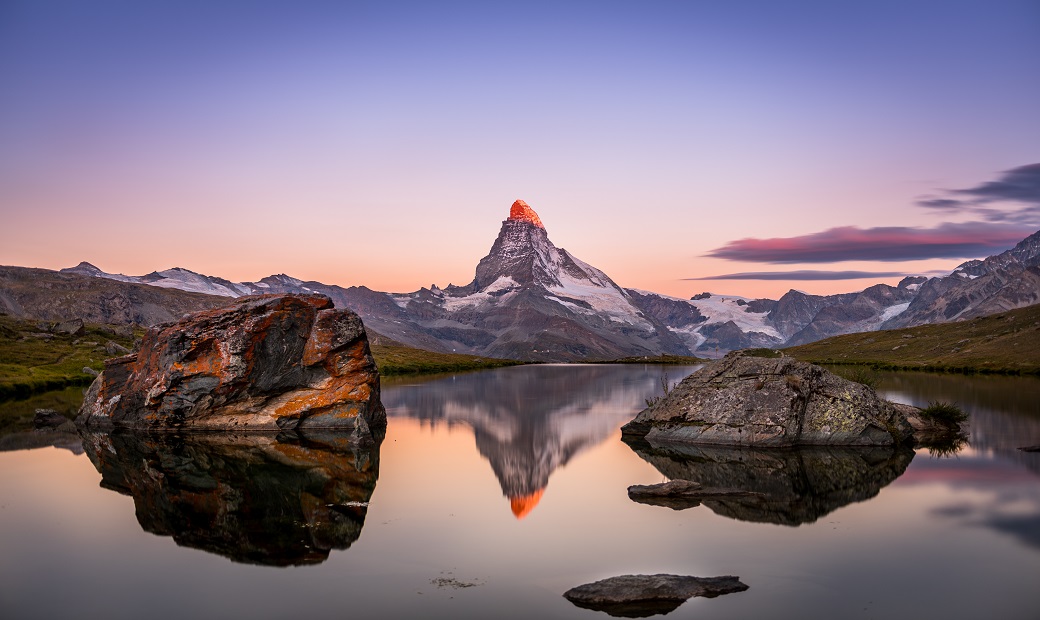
2, 365, 1039, 619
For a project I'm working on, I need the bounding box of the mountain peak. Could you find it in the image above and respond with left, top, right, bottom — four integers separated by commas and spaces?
508, 200, 544, 228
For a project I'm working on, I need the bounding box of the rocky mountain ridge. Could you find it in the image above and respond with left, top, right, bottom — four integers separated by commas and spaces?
11, 202, 1040, 361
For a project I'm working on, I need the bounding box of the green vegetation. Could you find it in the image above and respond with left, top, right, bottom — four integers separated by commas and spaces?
920, 400, 968, 426
0, 314, 140, 399
832, 365, 881, 389
587, 354, 704, 365
370, 344, 525, 376
784, 304, 1040, 375
743, 348, 783, 358
0, 385, 84, 436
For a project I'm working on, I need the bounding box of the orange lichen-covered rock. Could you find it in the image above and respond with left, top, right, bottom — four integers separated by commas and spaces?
77, 294, 385, 442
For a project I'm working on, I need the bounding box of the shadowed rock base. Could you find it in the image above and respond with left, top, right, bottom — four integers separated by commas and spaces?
624, 437, 913, 525
563, 574, 748, 617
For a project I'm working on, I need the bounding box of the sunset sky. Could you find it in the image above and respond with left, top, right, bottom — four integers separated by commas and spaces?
2, 0, 1038, 299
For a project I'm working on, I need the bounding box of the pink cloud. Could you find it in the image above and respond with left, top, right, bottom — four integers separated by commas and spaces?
706, 222, 1036, 263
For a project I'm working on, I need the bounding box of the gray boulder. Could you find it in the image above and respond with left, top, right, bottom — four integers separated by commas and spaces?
622, 352, 912, 447
564, 574, 748, 617
53, 318, 85, 336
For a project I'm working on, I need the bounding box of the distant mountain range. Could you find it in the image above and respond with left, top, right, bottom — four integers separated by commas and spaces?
5, 199, 1039, 361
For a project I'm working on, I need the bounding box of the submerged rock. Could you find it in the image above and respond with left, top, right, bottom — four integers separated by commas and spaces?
77, 294, 385, 442
622, 352, 912, 447
627, 480, 764, 511
563, 574, 748, 617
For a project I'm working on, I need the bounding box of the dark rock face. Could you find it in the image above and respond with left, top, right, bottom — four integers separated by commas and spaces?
884, 229, 1040, 329
77, 294, 385, 441
563, 574, 748, 617
622, 352, 912, 447
82, 431, 379, 566
625, 440, 914, 525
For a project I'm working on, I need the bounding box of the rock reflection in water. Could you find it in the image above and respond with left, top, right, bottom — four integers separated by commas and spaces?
625, 438, 914, 526
81, 431, 379, 566
384, 365, 699, 518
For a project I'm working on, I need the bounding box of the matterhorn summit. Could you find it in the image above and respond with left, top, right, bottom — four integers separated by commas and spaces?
507, 199, 544, 228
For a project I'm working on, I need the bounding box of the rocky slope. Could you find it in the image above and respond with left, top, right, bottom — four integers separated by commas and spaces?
0, 265, 226, 325
882, 230, 1040, 328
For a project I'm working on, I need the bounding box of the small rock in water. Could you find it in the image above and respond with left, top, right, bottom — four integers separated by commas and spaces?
564, 574, 748, 617
33, 409, 73, 431
627, 480, 764, 511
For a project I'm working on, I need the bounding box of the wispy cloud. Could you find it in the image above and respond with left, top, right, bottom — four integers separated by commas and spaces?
916, 163, 1040, 224
705, 222, 1034, 263
688, 270, 925, 281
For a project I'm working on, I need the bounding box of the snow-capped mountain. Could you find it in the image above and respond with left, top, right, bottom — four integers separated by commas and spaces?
57, 202, 1040, 360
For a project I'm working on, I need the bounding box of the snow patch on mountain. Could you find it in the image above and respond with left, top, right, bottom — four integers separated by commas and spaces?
880, 302, 911, 322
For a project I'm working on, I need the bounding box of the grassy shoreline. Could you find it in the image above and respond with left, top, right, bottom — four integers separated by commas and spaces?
369, 344, 525, 376
0, 314, 138, 400
783, 304, 1040, 376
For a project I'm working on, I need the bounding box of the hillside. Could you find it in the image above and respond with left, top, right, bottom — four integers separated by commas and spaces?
0, 314, 140, 398
784, 303, 1040, 374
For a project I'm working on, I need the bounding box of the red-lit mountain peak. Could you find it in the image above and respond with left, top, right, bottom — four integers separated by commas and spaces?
508, 200, 544, 228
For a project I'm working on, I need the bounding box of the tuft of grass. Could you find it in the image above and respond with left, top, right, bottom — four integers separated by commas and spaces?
920, 400, 968, 426
370, 344, 524, 376
923, 433, 969, 459
645, 372, 678, 407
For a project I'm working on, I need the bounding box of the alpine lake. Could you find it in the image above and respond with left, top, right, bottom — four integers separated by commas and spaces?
2, 364, 1039, 619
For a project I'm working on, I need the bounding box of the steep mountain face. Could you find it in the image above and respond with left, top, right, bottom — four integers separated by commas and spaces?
383, 200, 684, 360
883, 230, 1040, 329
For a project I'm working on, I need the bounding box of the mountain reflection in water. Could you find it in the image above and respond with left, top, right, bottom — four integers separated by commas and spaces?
625, 439, 915, 526
81, 431, 379, 566
383, 364, 700, 518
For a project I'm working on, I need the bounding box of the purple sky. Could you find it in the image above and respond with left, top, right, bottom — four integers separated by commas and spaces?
1, 0, 1038, 299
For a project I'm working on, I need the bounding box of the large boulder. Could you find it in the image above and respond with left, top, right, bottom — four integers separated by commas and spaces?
622, 352, 912, 447
77, 294, 385, 441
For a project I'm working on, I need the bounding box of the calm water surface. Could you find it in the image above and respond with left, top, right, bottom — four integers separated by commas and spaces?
1, 365, 1039, 619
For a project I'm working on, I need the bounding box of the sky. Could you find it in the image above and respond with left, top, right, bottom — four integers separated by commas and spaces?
1, 0, 1038, 299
